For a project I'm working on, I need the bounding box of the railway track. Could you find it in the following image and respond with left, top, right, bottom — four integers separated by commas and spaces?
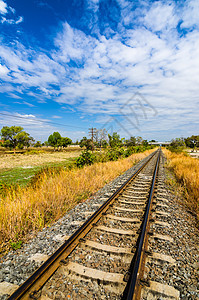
8, 149, 180, 299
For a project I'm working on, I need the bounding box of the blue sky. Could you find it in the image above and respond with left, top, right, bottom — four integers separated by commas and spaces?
0, 0, 198, 142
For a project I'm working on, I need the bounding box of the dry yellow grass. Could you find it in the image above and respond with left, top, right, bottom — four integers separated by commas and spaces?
0, 150, 154, 252
0, 151, 81, 169
163, 149, 199, 219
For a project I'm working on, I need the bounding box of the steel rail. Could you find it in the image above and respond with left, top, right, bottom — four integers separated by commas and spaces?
8, 150, 158, 300
125, 148, 161, 300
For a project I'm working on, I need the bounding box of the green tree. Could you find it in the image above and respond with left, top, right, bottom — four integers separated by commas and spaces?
48, 132, 62, 150
79, 137, 94, 151
185, 135, 199, 151
168, 138, 185, 153
101, 140, 108, 148
149, 139, 156, 143
34, 141, 42, 148
126, 136, 136, 147
61, 137, 72, 148
136, 136, 143, 145
0, 126, 34, 153
108, 132, 122, 148
142, 139, 148, 147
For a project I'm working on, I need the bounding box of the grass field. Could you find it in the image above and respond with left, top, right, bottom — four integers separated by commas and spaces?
0, 149, 81, 186
163, 149, 199, 222
0, 149, 154, 254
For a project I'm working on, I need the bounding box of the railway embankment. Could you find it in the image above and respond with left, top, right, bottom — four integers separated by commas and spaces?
0, 150, 198, 299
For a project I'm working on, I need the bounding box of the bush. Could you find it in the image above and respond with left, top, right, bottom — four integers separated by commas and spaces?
124, 145, 154, 157
94, 152, 109, 163
124, 146, 135, 157
106, 147, 125, 161
167, 138, 185, 153
168, 146, 185, 153
76, 151, 95, 167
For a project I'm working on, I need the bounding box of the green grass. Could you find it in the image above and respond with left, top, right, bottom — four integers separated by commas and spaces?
0, 158, 76, 187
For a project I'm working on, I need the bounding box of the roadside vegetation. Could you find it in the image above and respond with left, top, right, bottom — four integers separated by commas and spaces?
163, 149, 199, 223
0, 125, 157, 253
168, 135, 199, 153
0, 149, 155, 254
0, 127, 154, 188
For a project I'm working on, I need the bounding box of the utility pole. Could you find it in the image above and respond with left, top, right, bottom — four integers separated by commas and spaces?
89, 127, 97, 151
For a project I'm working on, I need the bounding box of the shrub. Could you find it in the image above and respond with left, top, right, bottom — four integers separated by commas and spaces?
168, 138, 185, 153
76, 151, 95, 167
124, 146, 135, 157
106, 147, 125, 161
94, 152, 109, 163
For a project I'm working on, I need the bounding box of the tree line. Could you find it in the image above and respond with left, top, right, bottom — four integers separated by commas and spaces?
168, 135, 199, 152
0, 126, 153, 153
0, 126, 72, 153
0, 125, 198, 154
79, 133, 149, 151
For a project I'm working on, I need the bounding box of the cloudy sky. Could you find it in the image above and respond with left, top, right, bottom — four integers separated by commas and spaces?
0, 0, 198, 142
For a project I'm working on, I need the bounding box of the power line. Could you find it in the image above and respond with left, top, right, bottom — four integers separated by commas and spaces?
0, 112, 87, 130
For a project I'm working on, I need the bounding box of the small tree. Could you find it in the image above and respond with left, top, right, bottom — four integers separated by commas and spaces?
61, 137, 72, 148
79, 137, 94, 151
168, 138, 185, 153
43, 141, 49, 147
34, 141, 42, 148
108, 132, 122, 148
126, 136, 136, 147
0, 126, 34, 153
185, 135, 199, 151
142, 139, 148, 147
136, 136, 143, 145
48, 132, 62, 150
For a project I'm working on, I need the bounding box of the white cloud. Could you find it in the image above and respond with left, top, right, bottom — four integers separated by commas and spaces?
1, 15, 23, 25
9, 6, 15, 14
0, 63, 9, 75
0, 0, 23, 25
0, 0, 7, 14
23, 101, 35, 107
52, 115, 62, 119
181, 0, 199, 29
1, 16, 14, 24
15, 16, 23, 24
143, 2, 178, 32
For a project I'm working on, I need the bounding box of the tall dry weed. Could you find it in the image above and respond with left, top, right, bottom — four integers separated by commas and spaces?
0, 150, 154, 252
163, 149, 199, 219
